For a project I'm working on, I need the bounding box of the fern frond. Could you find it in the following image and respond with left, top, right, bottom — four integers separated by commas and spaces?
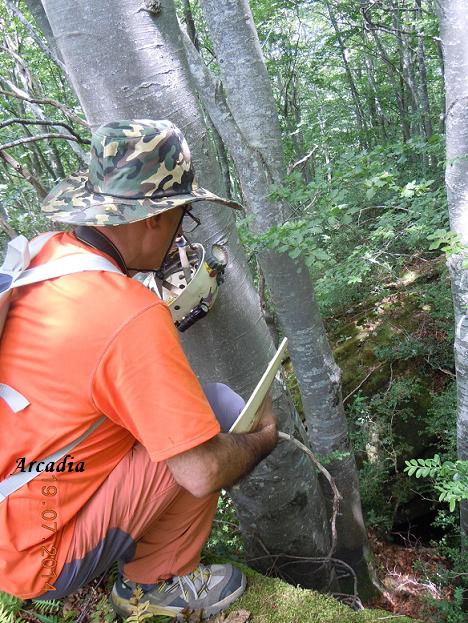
0, 604, 15, 623
124, 600, 153, 623
0, 593, 22, 615
124, 587, 153, 623
31, 600, 62, 615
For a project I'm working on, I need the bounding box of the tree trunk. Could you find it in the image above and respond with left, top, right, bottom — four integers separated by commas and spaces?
361, 24, 387, 140
325, 0, 369, 148
182, 0, 199, 51
32, 0, 333, 592
415, 0, 434, 140
439, 0, 468, 544
361, 3, 411, 141
194, 0, 379, 598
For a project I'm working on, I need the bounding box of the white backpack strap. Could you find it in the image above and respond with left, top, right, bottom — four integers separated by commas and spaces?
0, 416, 105, 503
0, 384, 30, 413
13, 254, 122, 288
0, 232, 58, 283
0, 234, 123, 413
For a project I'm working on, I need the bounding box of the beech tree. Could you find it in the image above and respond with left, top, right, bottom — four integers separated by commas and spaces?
28, 0, 334, 593
184, 0, 378, 596
439, 0, 468, 543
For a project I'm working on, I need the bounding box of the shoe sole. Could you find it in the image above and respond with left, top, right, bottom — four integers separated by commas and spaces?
110, 574, 247, 621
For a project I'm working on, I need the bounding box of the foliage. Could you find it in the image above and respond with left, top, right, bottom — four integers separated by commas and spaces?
424, 382, 458, 455
0, 0, 87, 247
0, 592, 23, 623
204, 491, 245, 560
412, 522, 468, 623
124, 587, 153, 623
404, 455, 468, 512
89, 597, 116, 623
347, 379, 427, 532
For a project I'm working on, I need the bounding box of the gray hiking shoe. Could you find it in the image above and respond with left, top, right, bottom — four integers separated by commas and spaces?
110, 563, 247, 620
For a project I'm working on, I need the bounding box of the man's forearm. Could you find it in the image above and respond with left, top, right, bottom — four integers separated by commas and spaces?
207, 425, 278, 491
166, 424, 278, 497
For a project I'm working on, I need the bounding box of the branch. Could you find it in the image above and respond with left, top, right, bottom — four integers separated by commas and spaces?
287, 146, 318, 174
4, 0, 67, 73
343, 363, 384, 404
0, 217, 17, 239
0, 133, 88, 150
278, 431, 342, 557
0, 87, 88, 128
180, 24, 254, 172
0, 149, 48, 198
0, 117, 88, 143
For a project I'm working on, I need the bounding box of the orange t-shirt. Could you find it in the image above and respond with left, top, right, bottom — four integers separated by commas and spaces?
0, 232, 220, 599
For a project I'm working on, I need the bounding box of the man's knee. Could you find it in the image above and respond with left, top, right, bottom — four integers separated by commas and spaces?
202, 383, 245, 432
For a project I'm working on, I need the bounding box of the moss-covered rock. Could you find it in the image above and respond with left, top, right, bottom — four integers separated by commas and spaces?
222, 566, 419, 623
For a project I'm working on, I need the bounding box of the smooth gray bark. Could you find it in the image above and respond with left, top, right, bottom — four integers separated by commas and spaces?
439, 0, 468, 542
195, 0, 379, 598
34, 0, 333, 591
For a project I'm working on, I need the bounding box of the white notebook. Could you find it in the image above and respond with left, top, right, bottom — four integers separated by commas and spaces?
229, 337, 288, 433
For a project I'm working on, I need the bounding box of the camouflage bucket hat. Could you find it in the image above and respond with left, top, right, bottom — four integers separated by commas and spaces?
42, 119, 242, 226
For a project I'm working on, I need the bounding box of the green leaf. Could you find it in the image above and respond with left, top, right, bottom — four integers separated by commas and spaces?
289, 248, 302, 259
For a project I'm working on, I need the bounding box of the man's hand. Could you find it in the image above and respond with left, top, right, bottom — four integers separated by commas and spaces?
252, 393, 277, 435
166, 397, 278, 498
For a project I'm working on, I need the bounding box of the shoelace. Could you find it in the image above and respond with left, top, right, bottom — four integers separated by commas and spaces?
159, 565, 212, 601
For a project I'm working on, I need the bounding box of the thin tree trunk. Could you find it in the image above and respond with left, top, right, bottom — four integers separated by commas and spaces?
182, 0, 199, 51
32, 0, 333, 591
415, 0, 434, 140
439, 0, 468, 545
429, 0, 446, 133
361, 24, 387, 139
361, 3, 411, 141
194, 0, 379, 598
325, 0, 368, 148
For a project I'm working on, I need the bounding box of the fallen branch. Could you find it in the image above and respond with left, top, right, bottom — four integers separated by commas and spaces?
343, 363, 384, 404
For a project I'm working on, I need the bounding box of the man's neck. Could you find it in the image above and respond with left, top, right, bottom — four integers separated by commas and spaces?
74, 227, 129, 275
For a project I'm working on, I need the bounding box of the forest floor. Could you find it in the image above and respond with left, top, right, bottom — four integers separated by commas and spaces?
33, 562, 418, 623
365, 531, 452, 621
26, 540, 449, 623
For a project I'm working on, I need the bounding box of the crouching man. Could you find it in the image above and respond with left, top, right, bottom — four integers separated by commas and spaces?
0, 120, 278, 619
